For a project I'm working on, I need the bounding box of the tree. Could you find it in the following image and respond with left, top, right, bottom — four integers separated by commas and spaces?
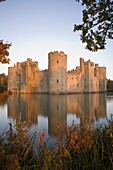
74, 0, 113, 52
0, 0, 6, 2
0, 40, 11, 64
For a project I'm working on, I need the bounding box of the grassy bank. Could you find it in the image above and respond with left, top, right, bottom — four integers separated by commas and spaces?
0, 119, 113, 170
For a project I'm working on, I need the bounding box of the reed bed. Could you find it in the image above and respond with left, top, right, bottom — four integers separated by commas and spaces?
0, 118, 113, 170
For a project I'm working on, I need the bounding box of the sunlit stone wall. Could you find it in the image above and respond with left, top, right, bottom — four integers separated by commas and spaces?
95, 64, 106, 92
8, 51, 106, 94
67, 58, 106, 93
8, 64, 19, 93
48, 51, 67, 94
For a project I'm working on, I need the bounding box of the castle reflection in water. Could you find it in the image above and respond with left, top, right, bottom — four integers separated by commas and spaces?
8, 94, 106, 135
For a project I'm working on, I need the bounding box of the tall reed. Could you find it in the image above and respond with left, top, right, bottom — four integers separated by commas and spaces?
0, 117, 113, 170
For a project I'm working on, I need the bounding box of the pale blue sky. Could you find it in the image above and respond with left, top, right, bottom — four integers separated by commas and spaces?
0, 0, 113, 79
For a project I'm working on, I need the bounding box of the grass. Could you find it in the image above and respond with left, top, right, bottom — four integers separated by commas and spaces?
0, 118, 113, 170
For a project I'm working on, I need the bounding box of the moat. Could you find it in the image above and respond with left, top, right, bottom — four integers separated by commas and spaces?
0, 93, 113, 137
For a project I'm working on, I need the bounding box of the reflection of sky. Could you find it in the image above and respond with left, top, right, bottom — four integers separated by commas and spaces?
107, 96, 113, 120
37, 116, 48, 133
0, 104, 8, 133
0, 0, 113, 79
67, 113, 80, 126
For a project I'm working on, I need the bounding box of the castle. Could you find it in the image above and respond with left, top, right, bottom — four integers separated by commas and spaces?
8, 51, 107, 94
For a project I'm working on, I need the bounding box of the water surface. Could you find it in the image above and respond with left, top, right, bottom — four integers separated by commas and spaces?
0, 93, 113, 137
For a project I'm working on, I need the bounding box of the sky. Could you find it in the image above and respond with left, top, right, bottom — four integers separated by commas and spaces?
0, 0, 113, 79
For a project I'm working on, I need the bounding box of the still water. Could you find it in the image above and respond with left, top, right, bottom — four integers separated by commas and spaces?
0, 93, 113, 137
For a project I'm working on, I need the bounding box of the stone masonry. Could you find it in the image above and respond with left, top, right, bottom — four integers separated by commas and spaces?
8, 51, 107, 94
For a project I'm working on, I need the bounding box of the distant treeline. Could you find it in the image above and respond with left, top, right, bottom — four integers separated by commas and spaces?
107, 79, 113, 92
0, 73, 7, 93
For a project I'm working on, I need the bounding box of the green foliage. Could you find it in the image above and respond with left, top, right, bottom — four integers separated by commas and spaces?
0, 40, 11, 64
0, 0, 6, 3
74, 0, 113, 52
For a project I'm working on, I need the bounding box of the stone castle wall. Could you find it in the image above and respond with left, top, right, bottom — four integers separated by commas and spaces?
48, 51, 67, 94
8, 51, 107, 94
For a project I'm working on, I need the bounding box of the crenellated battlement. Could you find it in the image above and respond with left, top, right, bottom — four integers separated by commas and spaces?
48, 51, 67, 59
8, 51, 106, 94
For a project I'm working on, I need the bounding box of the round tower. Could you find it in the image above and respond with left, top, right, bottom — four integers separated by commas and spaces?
48, 51, 67, 94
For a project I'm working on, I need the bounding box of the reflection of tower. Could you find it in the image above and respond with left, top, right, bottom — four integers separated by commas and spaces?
8, 94, 40, 124
79, 94, 95, 126
95, 93, 107, 120
48, 51, 67, 94
8, 94, 21, 122
67, 94, 107, 127
48, 95, 67, 136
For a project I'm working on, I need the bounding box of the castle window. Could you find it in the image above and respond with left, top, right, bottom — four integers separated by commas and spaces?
77, 84, 79, 87
72, 77, 73, 80
57, 79, 59, 83
57, 60, 59, 64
